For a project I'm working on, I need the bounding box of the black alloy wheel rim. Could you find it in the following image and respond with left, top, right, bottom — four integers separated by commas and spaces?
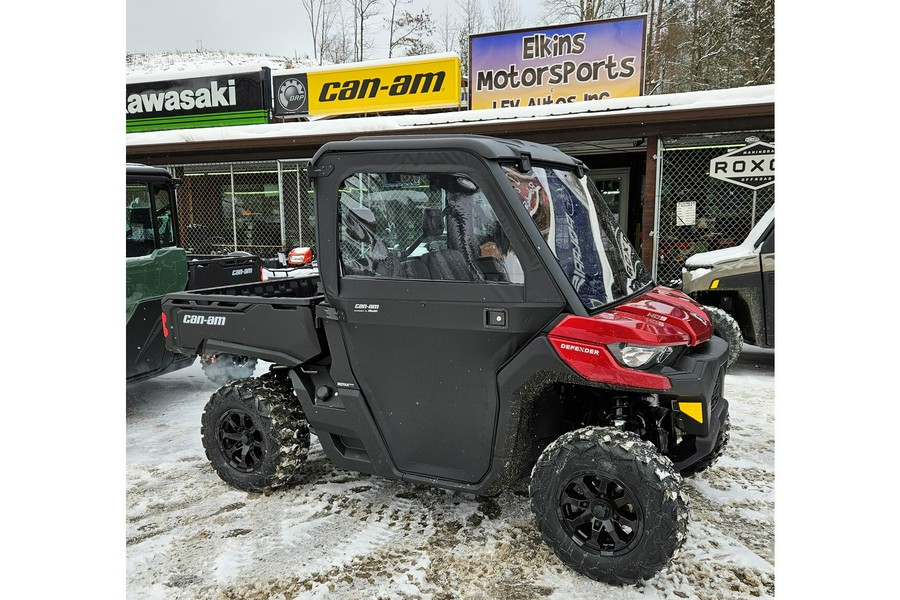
557, 471, 643, 555
217, 409, 265, 472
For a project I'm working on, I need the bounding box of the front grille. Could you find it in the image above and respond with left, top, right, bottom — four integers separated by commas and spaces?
711, 366, 724, 410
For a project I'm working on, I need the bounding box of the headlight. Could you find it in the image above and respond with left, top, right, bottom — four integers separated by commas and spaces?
607, 343, 674, 368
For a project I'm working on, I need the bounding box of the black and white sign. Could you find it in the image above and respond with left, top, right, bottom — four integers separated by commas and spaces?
709, 142, 775, 190
273, 73, 310, 116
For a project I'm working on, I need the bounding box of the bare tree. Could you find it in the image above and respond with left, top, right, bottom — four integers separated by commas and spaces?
435, 3, 457, 52
387, 7, 436, 57
301, 0, 328, 63
489, 0, 522, 31
385, 0, 412, 58
346, 0, 382, 61
455, 0, 486, 71
305, 0, 341, 64
541, 0, 615, 23
323, 3, 356, 64
385, 0, 436, 58
489, 0, 523, 31
456, 0, 486, 36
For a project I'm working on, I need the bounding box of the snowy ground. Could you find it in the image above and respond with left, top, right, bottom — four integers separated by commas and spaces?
126, 50, 316, 77
126, 347, 774, 600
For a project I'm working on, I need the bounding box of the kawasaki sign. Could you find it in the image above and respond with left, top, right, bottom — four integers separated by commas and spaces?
126, 68, 272, 133
709, 142, 775, 190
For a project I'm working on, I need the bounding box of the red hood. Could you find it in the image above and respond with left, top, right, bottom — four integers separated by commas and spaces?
551, 286, 712, 348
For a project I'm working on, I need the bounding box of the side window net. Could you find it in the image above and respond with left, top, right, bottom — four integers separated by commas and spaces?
338, 172, 522, 283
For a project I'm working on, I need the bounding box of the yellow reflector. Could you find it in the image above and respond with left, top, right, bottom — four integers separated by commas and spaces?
710, 279, 719, 289
679, 402, 704, 424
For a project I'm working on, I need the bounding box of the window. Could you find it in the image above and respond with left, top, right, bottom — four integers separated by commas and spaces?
502, 165, 650, 309
126, 183, 154, 257
338, 172, 522, 283
154, 187, 175, 247
127, 183, 177, 257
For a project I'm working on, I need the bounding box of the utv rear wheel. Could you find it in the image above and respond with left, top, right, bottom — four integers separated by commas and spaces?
704, 305, 743, 368
200, 353, 258, 386
530, 427, 688, 585
201, 376, 309, 492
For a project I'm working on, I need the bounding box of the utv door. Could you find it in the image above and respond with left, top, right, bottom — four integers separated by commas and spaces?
315, 149, 565, 484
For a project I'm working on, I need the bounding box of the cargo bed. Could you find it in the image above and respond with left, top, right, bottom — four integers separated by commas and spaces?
162, 276, 326, 367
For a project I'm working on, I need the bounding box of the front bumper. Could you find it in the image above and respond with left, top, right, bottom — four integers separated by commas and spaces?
656, 335, 730, 471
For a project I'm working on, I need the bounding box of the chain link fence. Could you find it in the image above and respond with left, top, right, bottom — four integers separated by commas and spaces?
653, 131, 775, 286
165, 160, 313, 260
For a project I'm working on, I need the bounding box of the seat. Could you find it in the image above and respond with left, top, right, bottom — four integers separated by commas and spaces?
423, 248, 478, 281
400, 258, 430, 279
475, 256, 509, 282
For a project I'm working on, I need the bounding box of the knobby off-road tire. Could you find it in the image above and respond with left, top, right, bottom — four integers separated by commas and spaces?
530, 427, 689, 585
200, 353, 259, 386
680, 414, 731, 477
704, 305, 743, 369
201, 375, 309, 492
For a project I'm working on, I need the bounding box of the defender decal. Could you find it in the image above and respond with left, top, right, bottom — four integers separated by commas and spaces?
559, 342, 600, 356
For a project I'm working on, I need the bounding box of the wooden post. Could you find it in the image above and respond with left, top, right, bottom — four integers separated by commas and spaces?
641, 135, 659, 272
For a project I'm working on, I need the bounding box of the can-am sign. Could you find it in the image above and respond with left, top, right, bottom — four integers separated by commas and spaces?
709, 142, 775, 190
274, 54, 461, 117
469, 16, 646, 111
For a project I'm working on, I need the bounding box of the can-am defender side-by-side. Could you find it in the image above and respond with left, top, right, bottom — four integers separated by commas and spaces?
162, 136, 730, 585
682, 206, 774, 367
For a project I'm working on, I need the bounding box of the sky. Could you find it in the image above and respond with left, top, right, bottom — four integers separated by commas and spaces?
126, 0, 542, 61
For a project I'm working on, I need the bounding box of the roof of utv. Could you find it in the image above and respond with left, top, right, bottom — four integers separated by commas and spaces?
126, 163, 172, 179
312, 135, 583, 169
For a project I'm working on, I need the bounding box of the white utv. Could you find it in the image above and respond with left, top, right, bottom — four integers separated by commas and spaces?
681, 206, 774, 367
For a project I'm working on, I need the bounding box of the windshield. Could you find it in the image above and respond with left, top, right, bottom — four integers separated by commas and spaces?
502, 165, 651, 310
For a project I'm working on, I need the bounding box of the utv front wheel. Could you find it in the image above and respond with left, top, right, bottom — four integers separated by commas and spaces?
200, 353, 259, 386
530, 427, 688, 585
704, 305, 743, 368
201, 377, 309, 492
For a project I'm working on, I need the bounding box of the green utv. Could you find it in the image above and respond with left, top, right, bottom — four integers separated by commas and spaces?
126, 164, 262, 385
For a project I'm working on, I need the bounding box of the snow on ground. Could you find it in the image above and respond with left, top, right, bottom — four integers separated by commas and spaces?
126, 347, 774, 600
126, 50, 317, 77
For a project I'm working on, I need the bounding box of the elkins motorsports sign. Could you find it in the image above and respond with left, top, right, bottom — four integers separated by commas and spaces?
469, 15, 646, 111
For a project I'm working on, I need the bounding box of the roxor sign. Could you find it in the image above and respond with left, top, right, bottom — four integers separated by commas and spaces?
709, 142, 775, 190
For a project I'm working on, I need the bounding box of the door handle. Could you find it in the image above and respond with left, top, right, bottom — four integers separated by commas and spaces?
484, 308, 508, 329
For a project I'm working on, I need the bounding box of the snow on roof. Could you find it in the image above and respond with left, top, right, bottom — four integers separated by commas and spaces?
125, 84, 774, 148
276, 52, 461, 76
